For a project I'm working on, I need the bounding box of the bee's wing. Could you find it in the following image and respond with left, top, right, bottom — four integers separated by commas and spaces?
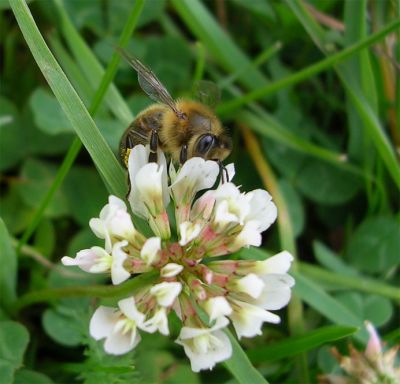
116, 47, 181, 116
192, 80, 221, 109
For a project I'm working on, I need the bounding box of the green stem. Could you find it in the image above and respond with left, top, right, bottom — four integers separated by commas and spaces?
299, 262, 400, 302
11, 271, 158, 315
16, 0, 145, 252
217, 18, 400, 116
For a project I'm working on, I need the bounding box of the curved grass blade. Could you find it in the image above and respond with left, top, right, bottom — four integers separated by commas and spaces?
248, 325, 357, 364
10, 0, 125, 197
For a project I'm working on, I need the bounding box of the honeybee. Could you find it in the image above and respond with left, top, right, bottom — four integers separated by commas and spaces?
117, 48, 232, 167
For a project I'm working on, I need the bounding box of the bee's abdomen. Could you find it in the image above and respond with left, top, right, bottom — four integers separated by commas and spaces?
119, 105, 167, 166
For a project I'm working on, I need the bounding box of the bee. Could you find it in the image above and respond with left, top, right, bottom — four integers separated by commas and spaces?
117, 48, 232, 168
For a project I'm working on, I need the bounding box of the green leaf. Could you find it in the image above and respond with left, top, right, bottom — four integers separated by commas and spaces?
0, 219, 17, 308
33, 218, 56, 257
14, 369, 53, 384
30, 88, 74, 134
295, 160, 362, 205
64, 166, 108, 226
42, 307, 86, 347
0, 96, 24, 171
17, 159, 69, 218
10, 0, 126, 198
0, 321, 30, 384
0, 188, 35, 235
224, 330, 269, 384
346, 216, 400, 273
336, 292, 393, 327
248, 326, 357, 363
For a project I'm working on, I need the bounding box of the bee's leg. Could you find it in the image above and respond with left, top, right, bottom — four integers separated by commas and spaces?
149, 130, 158, 163
125, 174, 132, 199
218, 160, 229, 184
179, 144, 188, 164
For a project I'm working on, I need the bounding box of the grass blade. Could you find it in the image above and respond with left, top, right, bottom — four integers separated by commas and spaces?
10, 0, 125, 197
224, 330, 269, 384
248, 325, 357, 363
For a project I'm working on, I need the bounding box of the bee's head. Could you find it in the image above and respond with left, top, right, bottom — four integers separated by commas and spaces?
192, 133, 232, 161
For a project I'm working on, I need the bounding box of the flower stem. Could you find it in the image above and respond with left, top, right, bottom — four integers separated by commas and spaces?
241, 125, 309, 383
11, 271, 158, 316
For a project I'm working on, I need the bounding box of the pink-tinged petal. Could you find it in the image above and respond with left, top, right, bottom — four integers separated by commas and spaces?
89, 306, 119, 340
365, 321, 382, 358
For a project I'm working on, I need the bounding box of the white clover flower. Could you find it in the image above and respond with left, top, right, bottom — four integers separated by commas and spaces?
111, 241, 131, 285
89, 297, 145, 355
160, 263, 184, 278
62, 148, 295, 372
150, 281, 182, 307
179, 221, 202, 246
140, 237, 161, 266
142, 307, 169, 336
203, 297, 232, 322
229, 300, 281, 339
89, 195, 140, 252
176, 316, 232, 372
62, 246, 111, 273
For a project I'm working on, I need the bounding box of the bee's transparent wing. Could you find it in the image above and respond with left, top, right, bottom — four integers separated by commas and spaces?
192, 80, 221, 109
116, 47, 181, 115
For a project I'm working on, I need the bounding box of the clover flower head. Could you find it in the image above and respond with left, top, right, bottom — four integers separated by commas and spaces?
319, 321, 400, 384
62, 145, 295, 371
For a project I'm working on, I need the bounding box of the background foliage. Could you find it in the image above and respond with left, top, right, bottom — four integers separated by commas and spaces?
0, 0, 399, 383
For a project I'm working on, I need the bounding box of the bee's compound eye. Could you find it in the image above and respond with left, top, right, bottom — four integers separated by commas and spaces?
196, 134, 215, 154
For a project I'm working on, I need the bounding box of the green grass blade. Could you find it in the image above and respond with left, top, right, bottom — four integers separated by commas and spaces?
287, 0, 400, 190
15, 0, 145, 251
53, 0, 134, 126
171, 0, 268, 89
0, 218, 17, 309
293, 273, 366, 342
10, 0, 125, 197
299, 262, 400, 302
248, 325, 357, 364
217, 18, 400, 116
224, 330, 269, 384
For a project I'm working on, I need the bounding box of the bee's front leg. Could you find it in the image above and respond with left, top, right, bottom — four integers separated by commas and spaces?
149, 130, 159, 163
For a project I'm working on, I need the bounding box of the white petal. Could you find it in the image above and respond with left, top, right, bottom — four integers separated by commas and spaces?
150, 282, 182, 307
204, 297, 232, 322
179, 221, 202, 246
111, 241, 130, 285
234, 274, 265, 299
118, 297, 146, 325
176, 318, 232, 372
257, 251, 294, 275
160, 263, 184, 278
231, 221, 262, 249
140, 237, 161, 266
104, 328, 141, 355
89, 306, 119, 340
142, 307, 169, 335
245, 189, 277, 232
171, 157, 219, 203
179, 316, 229, 339
230, 301, 280, 339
